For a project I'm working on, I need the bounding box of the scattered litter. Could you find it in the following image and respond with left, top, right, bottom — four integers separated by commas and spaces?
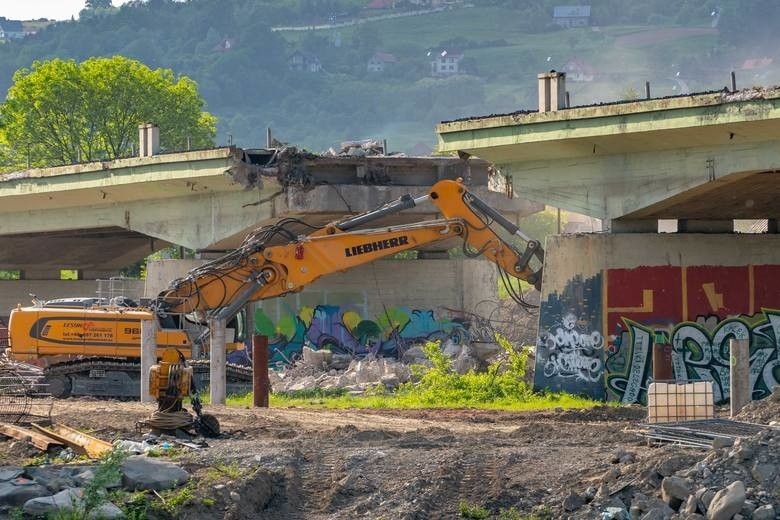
635, 418, 776, 449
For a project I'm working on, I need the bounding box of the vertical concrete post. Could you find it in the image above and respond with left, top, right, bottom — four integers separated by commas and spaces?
147, 124, 160, 156
209, 318, 227, 405
729, 339, 750, 417
138, 124, 148, 157
252, 335, 269, 408
140, 319, 156, 403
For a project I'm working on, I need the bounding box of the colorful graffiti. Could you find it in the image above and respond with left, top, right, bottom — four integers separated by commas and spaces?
604, 265, 780, 404
237, 304, 472, 367
534, 274, 605, 398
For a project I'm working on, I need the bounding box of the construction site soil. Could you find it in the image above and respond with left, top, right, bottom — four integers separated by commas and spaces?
2, 398, 778, 519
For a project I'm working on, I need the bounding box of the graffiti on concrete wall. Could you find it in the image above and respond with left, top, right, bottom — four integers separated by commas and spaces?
247, 304, 471, 367
604, 265, 780, 404
534, 274, 604, 398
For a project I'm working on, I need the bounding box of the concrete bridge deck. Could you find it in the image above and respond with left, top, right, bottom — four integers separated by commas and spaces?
0, 146, 541, 277
437, 85, 780, 229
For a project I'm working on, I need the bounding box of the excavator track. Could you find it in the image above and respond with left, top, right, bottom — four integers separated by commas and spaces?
43, 357, 253, 399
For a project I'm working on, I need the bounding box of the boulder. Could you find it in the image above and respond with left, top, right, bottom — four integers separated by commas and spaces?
121, 455, 189, 491
706, 481, 746, 520
90, 501, 126, 519
23, 487, 84, 516
286, 375, 317, 392
751, 504, 775, 520
562, 491, 585, 511
302, 346, 332, 368
0, 467, 23, 482
0, 478, 50, 506
661, 476, 693, 509
470, 342, 502, 361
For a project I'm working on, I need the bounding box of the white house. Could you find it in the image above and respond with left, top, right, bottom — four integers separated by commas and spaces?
552, 6, 591, 28
367, 52, 398, 72
288, 51, 322, 73
430, 49, 463, 76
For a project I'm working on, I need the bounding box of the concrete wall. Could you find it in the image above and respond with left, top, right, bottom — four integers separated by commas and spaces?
147, 258, 499, 366
534, 233, 780, 404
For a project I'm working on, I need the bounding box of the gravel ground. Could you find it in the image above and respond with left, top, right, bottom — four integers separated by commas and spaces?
1, 399, 656, 518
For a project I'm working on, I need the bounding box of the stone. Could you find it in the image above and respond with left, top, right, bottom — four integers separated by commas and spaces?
452, 348, 479, 375
602, 467, 621, 484
733, 446, 754, 463
0, 478, 50, 506
302, 346, 332, 368
24, 467, 74, 493
401, 346, 429, 365
603, 506, 629, 520
711, 437, 734, 450
658, 455, 691, 477
750, 462, 776, 483
442, 340, 462, 358
639, 508, 666, 520
770, 385, 780, 402
90, 501, 126, 519
286, 375, 317, 392
563, 491, 585, 511
23, 488, 84, 516
706, 481, 746, 520
661, 476, 693, 509
584, 485, 598, 502
121, 455, 190, 491
0, 467, 23, 482
470, 342, 502, 361
379, 374, 400, 390
229, 491, 241, 502
681, 494, 699, 515
751, 504, 775, 520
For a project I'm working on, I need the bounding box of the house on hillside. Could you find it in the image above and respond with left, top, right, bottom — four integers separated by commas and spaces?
430, 49, 463, 76
367, 52, 397, 72
552, 6, 591, 28
212, 38, 236, 53
562, 58, 596, 82
288, 51, 322, 72
0, 19, 28, 40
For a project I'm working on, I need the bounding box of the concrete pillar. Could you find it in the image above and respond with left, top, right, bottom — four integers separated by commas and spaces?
537, 71, 566, 113
609, 219, 658, 233
729, 339, 750, 417
209, 318, 227, 405
147, 124, 160, 156
138, 124, 148, 157
140, 319, 156, 403
678, 219, 734, 233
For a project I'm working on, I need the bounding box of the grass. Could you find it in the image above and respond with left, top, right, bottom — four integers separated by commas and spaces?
225, 338, 603, 412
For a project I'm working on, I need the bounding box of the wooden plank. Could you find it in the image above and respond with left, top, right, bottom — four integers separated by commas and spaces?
31, 423, 112, 459
0, 422, 63, 451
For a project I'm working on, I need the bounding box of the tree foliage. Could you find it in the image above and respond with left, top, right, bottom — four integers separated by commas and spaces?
0, 56, 216, 167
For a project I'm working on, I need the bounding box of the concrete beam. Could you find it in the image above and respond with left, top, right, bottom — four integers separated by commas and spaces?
209, 318, 227, 405
608, 220, 658, 233
678, 220, 734, 233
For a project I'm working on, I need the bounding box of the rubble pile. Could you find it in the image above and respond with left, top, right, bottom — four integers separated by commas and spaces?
561, 388, 780, 520
270, 341, 504, 394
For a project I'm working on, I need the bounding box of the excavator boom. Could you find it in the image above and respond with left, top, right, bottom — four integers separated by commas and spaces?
156, 179, 543, 318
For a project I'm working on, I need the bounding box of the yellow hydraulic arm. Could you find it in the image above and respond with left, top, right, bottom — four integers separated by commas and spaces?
155, 179, 544, 318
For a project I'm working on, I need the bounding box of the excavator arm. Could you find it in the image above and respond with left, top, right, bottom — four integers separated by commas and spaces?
155, 179, 544, 319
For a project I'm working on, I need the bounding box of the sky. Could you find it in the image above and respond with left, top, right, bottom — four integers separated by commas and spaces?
0, 0, 132, 21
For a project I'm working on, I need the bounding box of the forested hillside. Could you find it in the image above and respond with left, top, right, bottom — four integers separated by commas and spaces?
0, 0, 777, 154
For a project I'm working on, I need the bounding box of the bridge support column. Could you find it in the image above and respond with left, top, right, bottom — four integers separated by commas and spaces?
140, 319, 156, 403
209, 318, 227, 405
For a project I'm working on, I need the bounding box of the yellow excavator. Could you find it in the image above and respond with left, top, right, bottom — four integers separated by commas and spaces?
7, 178, 544, 403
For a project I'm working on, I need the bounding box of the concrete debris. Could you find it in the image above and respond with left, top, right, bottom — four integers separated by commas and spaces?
326, 139, 387, 157
564, 394, 780, 520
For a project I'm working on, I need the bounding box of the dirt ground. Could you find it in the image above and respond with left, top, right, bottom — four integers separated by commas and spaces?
1, 399, 662, 519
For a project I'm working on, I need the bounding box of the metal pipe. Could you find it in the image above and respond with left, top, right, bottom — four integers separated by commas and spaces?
336, 194, 419, 231
252, 335, 269, 407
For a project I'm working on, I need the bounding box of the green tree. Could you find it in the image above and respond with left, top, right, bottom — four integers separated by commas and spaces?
0, 56, 216, 167
85, 0, 113, 9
